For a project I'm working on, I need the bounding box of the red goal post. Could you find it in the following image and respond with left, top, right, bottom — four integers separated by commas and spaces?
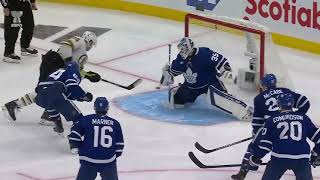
185, 13, 266, 81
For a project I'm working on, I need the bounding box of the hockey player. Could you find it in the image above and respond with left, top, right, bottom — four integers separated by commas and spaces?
1, 31, 100, 124
68, 97, 124, 180
246, 93, 320, 180
160, 37, 250, 120
231, 74, 310, 180
35, 61, 93, 134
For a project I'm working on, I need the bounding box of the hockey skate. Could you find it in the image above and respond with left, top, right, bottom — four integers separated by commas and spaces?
1, 101, 19, 121
3, 53, 21, 63
21, 47, 38, 57
53, 117, 64, 136
231, 169, 248, 180
39, 111, 55, 126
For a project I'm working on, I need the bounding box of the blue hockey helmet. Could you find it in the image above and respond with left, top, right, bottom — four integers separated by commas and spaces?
177, 37, 195, 60
94, 97, 109, 113
260, 74, 277, 89
277, 93, 294, 110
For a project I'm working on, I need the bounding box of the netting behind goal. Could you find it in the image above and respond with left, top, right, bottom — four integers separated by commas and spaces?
185, 13, 293, 103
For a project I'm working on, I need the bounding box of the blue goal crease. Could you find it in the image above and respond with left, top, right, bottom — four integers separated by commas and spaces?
113, 90, 236, 126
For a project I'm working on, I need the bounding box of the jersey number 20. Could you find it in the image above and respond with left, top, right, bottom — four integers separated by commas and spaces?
93, 126, 113, 148
277, 121, 302, 141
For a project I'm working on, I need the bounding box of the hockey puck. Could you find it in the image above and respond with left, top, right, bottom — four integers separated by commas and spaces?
155, 86, 161, 89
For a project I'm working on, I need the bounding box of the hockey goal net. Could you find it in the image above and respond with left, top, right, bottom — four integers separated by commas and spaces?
185, 13, 293, 103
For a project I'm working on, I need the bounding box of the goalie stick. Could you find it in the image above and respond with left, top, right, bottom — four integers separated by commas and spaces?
188, 151, 267, 169
195, 137, 253, 154
101, 78, 142, 90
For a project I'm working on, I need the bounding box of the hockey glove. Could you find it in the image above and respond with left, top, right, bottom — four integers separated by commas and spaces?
68, 141, 80, 154
246, 155, 262, 171
85, 71, 101, 82
219, 70, 237, 85
71, 148, 79, 154
160, 64, 174, 86
311, 151, 320, 168
81, 92, 93, 102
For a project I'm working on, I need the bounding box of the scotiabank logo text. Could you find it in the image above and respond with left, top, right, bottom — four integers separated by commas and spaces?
245, 0, 320, 30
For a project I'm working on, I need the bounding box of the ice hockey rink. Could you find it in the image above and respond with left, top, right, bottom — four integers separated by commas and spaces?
1, 2, 320, 180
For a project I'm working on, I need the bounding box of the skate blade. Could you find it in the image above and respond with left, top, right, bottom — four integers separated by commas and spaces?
1, 106, 15, 122
2, 58, 21, 64
21, 52, 38, 57
38, 119, 55, 126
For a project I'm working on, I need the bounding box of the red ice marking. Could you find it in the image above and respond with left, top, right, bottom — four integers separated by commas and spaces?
16, 172, 42, 180
96, 40, 180, 65
16, 168, 320, 179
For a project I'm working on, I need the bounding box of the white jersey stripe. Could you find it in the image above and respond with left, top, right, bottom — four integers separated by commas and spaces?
69, 137, 82, 141
79, 155, 116, 164
71, 130, 82, 138
261, 140, 273, 145
311, 129, 320, 141
271, 152, 310, 159
259, 146, 271, 152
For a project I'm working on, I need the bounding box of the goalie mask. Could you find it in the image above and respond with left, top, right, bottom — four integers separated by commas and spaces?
177, 37, 195, 60
82, 31, 97, 51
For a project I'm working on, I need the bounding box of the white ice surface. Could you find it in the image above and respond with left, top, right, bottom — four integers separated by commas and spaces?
0, 2, 320, 180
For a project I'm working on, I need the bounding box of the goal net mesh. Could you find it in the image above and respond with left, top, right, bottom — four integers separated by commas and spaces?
185, 13, 293, 104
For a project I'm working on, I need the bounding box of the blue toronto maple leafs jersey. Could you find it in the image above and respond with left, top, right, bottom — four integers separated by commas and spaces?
252, 111, 320, 162
37, 62, 86, 101
252, 87, 309, 134
68, 114, 124, 164
170, 47, 230, 89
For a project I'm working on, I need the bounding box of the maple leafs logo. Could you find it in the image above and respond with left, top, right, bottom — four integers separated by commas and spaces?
183, 68, 197, 84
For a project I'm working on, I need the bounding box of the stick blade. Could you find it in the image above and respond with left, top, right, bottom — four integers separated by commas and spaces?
126, 79, 142, 90
188, 151, 207, 168
195, 142, 212, 154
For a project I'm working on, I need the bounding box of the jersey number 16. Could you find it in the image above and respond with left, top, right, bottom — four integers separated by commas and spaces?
94, 126, 113, 148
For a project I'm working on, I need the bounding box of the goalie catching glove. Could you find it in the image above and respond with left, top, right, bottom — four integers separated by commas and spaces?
84, 71, 101, 82
160, 64, 174, 86
219, 70, 237, 84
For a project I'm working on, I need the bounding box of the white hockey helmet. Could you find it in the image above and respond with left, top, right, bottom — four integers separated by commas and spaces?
82, 31, 97, 51
177, 37, 195, 60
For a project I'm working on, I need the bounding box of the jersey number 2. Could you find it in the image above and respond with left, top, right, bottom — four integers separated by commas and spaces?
277, 121, 302, 141
265, 97, 279, 111
93, 126, 113, 148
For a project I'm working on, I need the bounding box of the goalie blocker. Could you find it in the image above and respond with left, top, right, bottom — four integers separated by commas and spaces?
207, 85, 253, 121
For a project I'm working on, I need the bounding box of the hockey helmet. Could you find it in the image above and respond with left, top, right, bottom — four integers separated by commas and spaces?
277, 93, 294, 110
177, 37, 195, 60
260, 74, 277, 89
82, 31, 97, 51
94, 97, 109, 113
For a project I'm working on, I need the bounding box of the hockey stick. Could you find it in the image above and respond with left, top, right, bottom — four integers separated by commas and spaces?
195, 137, 253, 154
101, 78, 142, 90
188, 151, 267, 169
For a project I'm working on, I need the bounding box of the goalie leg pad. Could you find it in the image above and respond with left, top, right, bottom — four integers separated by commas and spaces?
207, 85, 252, 121
168, 86, 184, 109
